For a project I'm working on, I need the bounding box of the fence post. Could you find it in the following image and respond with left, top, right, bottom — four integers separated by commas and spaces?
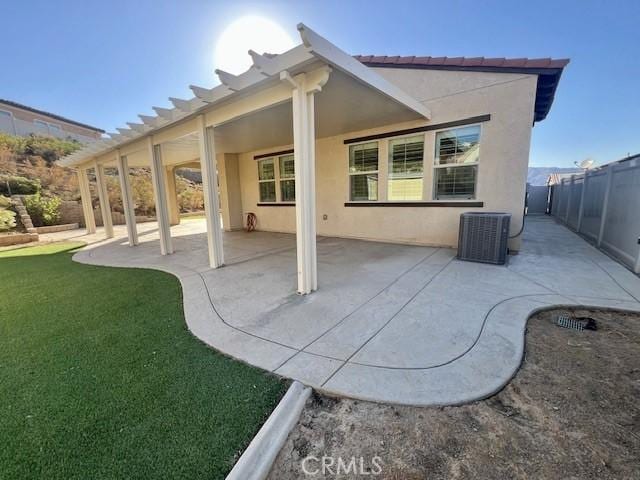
576, 171, 588, 232
564, 175, 574, 224
597, 165, 614, 247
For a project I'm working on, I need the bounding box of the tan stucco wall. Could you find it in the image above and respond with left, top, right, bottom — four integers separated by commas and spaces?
232, 69, 537, 249
0, 103, 102, 140
218, 153, 244, 230
231, 69, 537, 250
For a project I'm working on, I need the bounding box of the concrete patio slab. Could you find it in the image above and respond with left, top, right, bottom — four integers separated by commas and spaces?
70, 216, 640, 406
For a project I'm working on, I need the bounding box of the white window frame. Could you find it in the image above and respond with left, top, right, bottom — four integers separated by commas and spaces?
0, 109, 17, 135
47, 122, 62, 136
432, 124, 482, 201
387, 134, 426, 202
347, 140, 380, 202
257, 153, 296, 204
278, 154, 296, 203
257, 157, 277, 203
33, 119, 50, 134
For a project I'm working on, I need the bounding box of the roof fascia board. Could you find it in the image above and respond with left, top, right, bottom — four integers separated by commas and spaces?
297, 23, 431, 120
361, 62, 564, 76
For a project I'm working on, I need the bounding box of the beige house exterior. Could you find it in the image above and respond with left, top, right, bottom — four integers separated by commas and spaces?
0, 99, 104, 142
59, 23, 568, 295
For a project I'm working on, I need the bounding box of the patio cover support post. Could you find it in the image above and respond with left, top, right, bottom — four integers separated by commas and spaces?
148, 137, 174, 255
597, 165, 614, 248
94, 162, 114, 238
77, 167, 96, 234
164, 165, 180, 226
281, 68, 330, 294
116, 152, 138, 246
197, 115, 224, 268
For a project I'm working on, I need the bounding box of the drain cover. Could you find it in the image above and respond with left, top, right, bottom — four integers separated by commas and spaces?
556, 314, 598, 332
557, 314, 584, 331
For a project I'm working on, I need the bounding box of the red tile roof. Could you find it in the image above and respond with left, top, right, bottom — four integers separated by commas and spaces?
354, 55, 570, 122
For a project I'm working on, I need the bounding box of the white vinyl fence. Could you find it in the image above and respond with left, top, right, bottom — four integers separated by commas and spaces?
550, 154, 640, 273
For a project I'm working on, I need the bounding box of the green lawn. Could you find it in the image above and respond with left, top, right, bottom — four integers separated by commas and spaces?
0, 242, 287, 479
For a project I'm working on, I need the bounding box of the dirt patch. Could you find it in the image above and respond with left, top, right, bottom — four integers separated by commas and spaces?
268, 308, 640, 479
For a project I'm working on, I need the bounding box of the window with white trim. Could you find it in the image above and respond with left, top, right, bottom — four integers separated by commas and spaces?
349, 142, 378, 201
48, 123, 62, 136
0, 110, 14, 133
33, 119, 49, 135
279, 154, 295, 202
433, 125, 480, 199
388, 135, 424, 201
257, 158, 276, 202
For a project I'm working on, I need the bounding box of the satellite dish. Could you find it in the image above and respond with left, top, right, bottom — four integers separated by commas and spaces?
574, 158, 595, 170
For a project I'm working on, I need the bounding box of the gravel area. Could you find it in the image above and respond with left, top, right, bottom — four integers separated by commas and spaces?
268, 308, 640, 479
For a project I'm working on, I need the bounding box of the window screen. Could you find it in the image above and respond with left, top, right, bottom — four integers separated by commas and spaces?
388, 135, 424, 201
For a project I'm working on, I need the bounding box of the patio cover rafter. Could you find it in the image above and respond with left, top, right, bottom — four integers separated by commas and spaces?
58, 22, 430, 168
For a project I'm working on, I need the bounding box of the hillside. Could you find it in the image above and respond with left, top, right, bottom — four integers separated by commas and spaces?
1, 133, 204, 230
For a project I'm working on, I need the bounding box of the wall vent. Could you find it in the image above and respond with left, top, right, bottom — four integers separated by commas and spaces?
457, 212, 511, 265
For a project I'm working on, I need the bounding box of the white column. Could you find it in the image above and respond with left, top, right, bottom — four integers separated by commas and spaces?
197, 115, 224, 268
94, 162, 114, 238
116, 152, 138, 246
148, 137, 173, 255
77, 167, 96, 234
164, 166, 180, 226
283, 71, 325, 294
597, 165, 614, 247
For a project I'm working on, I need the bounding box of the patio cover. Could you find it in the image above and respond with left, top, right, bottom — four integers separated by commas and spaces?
58, 23, 432, 295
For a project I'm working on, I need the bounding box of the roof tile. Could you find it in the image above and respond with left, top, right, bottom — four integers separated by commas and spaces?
353, 53, 570, 123
524, 58, 552, 68
461, 57, 485, 66
502, 58, 528, 67
427, 56, 447, 65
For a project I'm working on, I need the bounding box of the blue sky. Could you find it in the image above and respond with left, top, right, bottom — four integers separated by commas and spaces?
1, 0, 638, 167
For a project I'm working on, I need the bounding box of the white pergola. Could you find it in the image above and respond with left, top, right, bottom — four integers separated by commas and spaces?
60, 23, 431, 294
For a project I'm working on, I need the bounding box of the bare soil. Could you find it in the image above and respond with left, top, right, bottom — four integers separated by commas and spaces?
268, 308, 640, 479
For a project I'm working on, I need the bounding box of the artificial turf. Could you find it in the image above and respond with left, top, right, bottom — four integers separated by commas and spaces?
0, 242, 288, 479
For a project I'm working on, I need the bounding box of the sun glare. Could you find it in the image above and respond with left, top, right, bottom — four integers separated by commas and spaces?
214, 16, 296, 75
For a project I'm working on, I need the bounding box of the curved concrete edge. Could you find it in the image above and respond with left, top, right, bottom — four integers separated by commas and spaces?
73, 248, 299, 372
72, 246, 640, 407
226, 381, 311, 480
319, 294, 640, 406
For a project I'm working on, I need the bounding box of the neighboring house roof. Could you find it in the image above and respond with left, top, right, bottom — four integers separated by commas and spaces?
354, 55, 570, 123
0, 99, 105, 133
547, 172, 580, 185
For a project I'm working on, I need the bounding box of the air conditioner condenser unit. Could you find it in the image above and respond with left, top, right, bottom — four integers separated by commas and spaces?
457, 212, 511, 265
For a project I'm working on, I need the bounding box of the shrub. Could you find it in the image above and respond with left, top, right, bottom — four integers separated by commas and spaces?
0, 175, 41, 195
0, 195, 16, 232
24, 193, 61, 226
0, 209, 16, 232
0, 132, 82, 165
176, 176, 204, 212
130, 170, 155, 216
